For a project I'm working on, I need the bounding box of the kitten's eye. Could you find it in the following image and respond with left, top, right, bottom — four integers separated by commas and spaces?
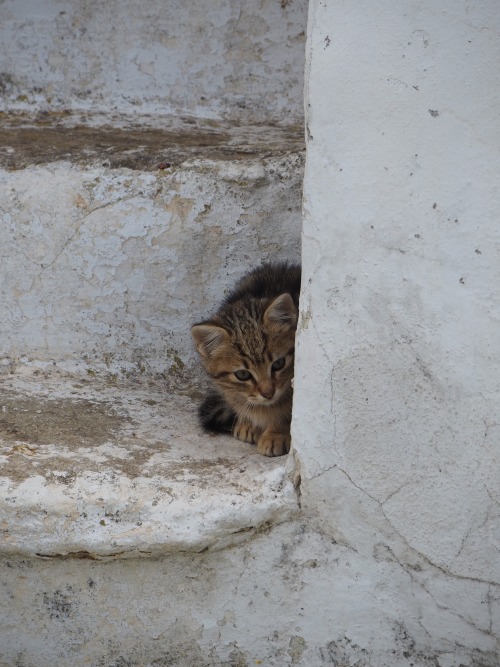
271, 357, 286, 372
234, 369, 252, 381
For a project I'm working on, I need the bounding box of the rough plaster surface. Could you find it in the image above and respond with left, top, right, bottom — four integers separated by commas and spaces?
0, 146, 303, 375
0, 3, 306, 656
0, 0, 307, 125
0, 1, 310, 665
292, 0, 500, 663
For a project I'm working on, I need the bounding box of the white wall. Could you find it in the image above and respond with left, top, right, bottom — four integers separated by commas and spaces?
293, 0, 500, 662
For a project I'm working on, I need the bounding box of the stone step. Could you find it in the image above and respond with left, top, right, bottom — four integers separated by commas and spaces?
0, 113, 304, 377
0, 111, 305, 171
0, 366, 298, 559
0, 113, 303, 559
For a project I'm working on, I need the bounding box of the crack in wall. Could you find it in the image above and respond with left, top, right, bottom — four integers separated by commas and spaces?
311, 463, 500, 590
378, 539, 496, 646
38, 195, 141, 273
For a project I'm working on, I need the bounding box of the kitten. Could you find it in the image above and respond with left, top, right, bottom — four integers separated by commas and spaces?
191, 262, 301, 457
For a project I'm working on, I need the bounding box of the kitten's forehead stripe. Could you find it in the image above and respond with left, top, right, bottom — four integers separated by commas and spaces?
226, 305, 268, 363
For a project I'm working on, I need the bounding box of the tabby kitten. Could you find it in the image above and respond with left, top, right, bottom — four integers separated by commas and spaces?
191, 262, 301, 457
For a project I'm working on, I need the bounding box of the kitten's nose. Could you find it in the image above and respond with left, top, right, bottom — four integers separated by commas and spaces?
259, 383, 275, 400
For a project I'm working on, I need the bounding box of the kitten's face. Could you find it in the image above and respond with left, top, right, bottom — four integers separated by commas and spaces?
207, 323, 295, 408
192, 293, 297, 410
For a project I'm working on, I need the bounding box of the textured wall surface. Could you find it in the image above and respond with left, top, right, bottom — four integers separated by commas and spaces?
0, 0, 307, 124
0, 0, 306, 375
293, 0, 500, 663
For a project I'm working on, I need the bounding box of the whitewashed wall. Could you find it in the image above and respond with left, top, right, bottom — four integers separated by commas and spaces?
293, 0, 500, 663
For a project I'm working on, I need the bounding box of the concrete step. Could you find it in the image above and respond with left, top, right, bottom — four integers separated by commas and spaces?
0, 112, 304, 377
0, 3, 310, 663
0, 111, 305, 171
0, 112, 303, 559
0, 366, 298, 559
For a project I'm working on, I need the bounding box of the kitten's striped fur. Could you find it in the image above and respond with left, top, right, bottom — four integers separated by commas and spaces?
191, 262, 301, 457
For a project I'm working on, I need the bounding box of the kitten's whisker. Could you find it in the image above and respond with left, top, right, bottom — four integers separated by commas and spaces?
236, 401, 253, 426
232, 402, 251, 431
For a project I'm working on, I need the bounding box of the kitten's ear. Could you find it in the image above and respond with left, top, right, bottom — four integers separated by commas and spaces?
191, 324, 228, 357
264, 293, 297, 327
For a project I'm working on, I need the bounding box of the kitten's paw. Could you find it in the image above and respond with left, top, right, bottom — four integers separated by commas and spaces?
257, 430, 291, 457
233, 421, 258, 445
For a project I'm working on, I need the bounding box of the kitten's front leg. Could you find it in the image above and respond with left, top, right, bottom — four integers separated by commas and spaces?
233, 420, 260, 445
257, 427, 291, 457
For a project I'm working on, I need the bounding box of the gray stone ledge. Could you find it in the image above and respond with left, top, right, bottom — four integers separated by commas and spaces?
0, 367, 298, 559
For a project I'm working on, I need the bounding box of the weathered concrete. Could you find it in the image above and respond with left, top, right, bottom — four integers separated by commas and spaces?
2, 0, 499, 664
0, 112, 304, 171
4, 519, 497, 667
0, 0, 307, 125
0, 128, 303, 376
0, 1, 309, 665
0, 367, 298, 559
